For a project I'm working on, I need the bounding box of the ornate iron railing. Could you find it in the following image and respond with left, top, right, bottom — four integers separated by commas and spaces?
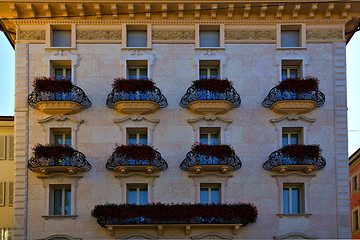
28, 85, 92, 109
180, 86, 241, 108
180, 149, 242, 171
262, 150, 326, 171
28, 150, 92, 172
106, 87, 168, 108
262, 87, 325, 108
106, 149, 168, 171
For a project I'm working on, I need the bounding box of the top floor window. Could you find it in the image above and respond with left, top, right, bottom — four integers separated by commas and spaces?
53, 30, 71, 47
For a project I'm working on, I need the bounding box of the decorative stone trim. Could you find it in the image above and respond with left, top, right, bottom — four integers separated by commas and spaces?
187, 100, 233, 115
76, 30, 121, 40
191, 232, 233, 239
225, 30, 275, 40
270, 100, 317, 115
276, 214, 312, 218
306, 29, 343, 40
35, 101, 84, 115
114, 165, 160, 175
120, 233, 158, 240
273, 232, 315, 239
113, 101, 160, 115
19, 30, 45, 40
152, 30, 195, 40
39, 234, 81, 240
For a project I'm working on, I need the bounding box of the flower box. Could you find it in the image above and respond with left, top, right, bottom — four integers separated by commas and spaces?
28, 144, 91, 175
262, 144, 326, 174
106, 78, 168, 115
180, 78, 241, 115
262, 77, 325, 114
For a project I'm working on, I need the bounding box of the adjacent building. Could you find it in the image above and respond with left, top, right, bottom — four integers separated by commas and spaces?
0, 0, 359, 239
350, 148, 360, 238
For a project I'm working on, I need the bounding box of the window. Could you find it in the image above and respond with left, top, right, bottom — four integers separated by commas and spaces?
127, 184, 148, 205
127, 60, 148, 79
1, 228, 12, 240
8, 136, 13, 160
281, 60, 302, 81
196, 24, 224, 48
200, 30, 219, 47
199, 60, 220, 79
200, 127, 220, 145
50, 25, 72, 47
127, 128, 147, 145
51, 128, 71, 146
51, 185, 71, 216
354, 210, 360, 231
51, 60, 71, 80
200, 184, 220, 204
0, 136, 6, 160
283, 184, 303, 214
353, 175, 359, 192
8, 182, 13, 207
279, 25, 304, 48
125, 25, 149, 48
282, 128, 302, 147
0, 182, 4, 207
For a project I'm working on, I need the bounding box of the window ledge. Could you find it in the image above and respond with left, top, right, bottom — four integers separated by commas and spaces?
194, 47, 225, 50
121, 47, 152, 50
276, 47, 307, 50
44, 47, 77, 51
351, 189, 359, 196
277, 213, 312, 218
42, 215, 78, 220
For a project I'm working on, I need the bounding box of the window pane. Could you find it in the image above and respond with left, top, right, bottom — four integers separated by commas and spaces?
55, 69, 64, 79
282, 134, 288, 147
281, 30, 299, 47
139, 68, 147, 79
128, 188, 137, 204
281, 69, 288, 81
291, 188, 300, 213
65, 69, 71, 80
53, 189, 62, 215
200, 134, 208, 144
290, 69, 298, 78
128, 69, 138, 79
0, 136, 5, 159
65, 189, 71, 215
65, 134, 71, 146
211, 188, 220, 204
210, 69, 219, 79
200, 188, 209, 204
54, 133, 64, 145
53, 30, 71, 47
210, 134, 219, 145
139, 134, 147, 145
200, 30, 219, 47
283, 188, 290, 214
199, 69, 207, 79
290, 134, 298, 145
139, 188, 147, 205
128, 134, 137, 145
127, 30, 147, 47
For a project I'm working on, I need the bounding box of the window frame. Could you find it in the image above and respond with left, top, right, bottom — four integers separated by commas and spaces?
126, 60, 148, 79
8, 182, 13, 207
352, 174, 359, 193
126, 128, 148, 145
283, 184, 304, 214
354, 208, 360, 232
200, 127, 220, 145
195, 24, 225, 49
46, 24, 76, 49
0, 182, 4, 207
277, 24, 306, 49
0, 136, 6, 160
51, 128, 72, 146
281, 127, 303, 147
50, 184, 72, 216
127, 184, 148, 205
122, 24, 152, 49
200, 183, 221, 204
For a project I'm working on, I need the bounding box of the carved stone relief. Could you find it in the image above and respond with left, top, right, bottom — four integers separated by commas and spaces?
306, 29, 343, 40
76, 30, 122, 40
225, 30, 275, 40
152, 30, 195, 40
19, 30, 45, 40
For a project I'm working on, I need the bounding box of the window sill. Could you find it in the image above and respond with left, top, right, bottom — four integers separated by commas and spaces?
351, 189, 359, 196
195, 47, 225, 50
44, 47, 77, 51
277, 213, 311, 218
42, 215, 78, 220
276, 47, 307, 50
121, 47, 152, 50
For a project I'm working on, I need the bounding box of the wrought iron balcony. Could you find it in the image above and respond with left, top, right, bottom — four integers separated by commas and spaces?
28, 85, 92, 115
106, 148, 168, 173
180, 86, 241, 110
262, 87, 325, 111
180, 147, 242, 174
28, 150, 92, 175
262, 150, 326, 174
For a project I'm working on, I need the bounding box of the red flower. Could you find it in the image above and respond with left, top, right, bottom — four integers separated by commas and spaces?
279, 144, 321, 159
112, 78, 156, 93
33, 76, 73, 93
32, 143, 75, 158
191, 143, 235, 160
114, 144, 156, 162
276, 77, 319, 93
192, 78, 232, 93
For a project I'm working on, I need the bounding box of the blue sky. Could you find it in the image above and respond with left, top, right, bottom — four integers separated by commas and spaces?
0, 31, 359, 156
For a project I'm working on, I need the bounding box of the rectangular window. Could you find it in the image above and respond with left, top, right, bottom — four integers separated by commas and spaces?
353, 175, 359, 192
281, 60, 302, 81
127, 60, 148, 79
0, 182, 4, 207
51, 60, 72, 81
8, 182, 13, 207
354, 210, 359, 231
282, 128, 302, 147
199, 25, 220, 48
280, 25, 303, 48
199, 60, 220, 79
51, 185, 71, 215
200, 127, 220, 145
127, 128, 148, 145
126, 25, 147, 48
51, 128, 71, 146
127, 185, 148, 205
53, 30, 71, 47
283, 184, 303, 214
8, 136, 14, 160
0, 136, 6, 160
5, 228, 12, 240
200, 184, 220, 204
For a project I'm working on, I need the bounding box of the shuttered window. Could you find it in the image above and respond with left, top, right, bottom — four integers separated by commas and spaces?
0, 182, 5, 206
8, 136, 14, 160
0, 136, 6, 160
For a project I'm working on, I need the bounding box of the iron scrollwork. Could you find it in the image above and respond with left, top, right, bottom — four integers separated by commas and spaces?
262, 150, 326, 171
106, 87, 168, 109
106, 150, 168, 171
262, 87, 325, 108
180, 86, 241, 108
28, 150, 92, 172
179, 149, 242, 171
28, 85, 92, 109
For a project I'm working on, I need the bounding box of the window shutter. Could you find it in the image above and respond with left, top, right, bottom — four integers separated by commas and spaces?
281, 30, 299, 47
200, 30, 219, 47
9, 136, 14, 160
8, 182, 14, 206
127, 30, 147, 47
53, 30, 71, 47
0, 182, 5, 206
0, 136, 6, 160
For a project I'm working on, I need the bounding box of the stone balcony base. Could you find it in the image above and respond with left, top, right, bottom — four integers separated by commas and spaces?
270, 100, 317, 114
114, 101, 160, 115
113, 165, 160, 175
36, 101, 84, 115
188, 165, 234, 174
187, 100, 233, 115
271, 165, 319, 174
33, 166, 84, 175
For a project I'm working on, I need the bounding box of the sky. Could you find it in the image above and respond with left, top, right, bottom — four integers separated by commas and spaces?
0, 31, 359, 156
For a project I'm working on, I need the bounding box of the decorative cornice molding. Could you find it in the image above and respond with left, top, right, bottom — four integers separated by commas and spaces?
270, 115, 315, 123
152, 30, 195, 40
273, 232, 316, 239
19, 30, 45, 40
187, 115, 233, 124
114, 115, 160, 125
306, 29, 343, 40
225, 30, 275, 40
77, 30, 121, 40
38, 115, 84, 125
192, 232, 233, 239
120, 233, 158, 240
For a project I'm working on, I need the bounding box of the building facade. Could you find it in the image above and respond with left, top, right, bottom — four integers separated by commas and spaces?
0, 116, 14, 240
0, 0, 359, 239
350, 148, 360, 238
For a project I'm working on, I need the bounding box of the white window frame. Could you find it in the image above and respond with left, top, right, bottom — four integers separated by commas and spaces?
195, 24, 225, 49
0, 182, 5, 207
127, 184, 148, 205
200, 184, 221, 204
200, 127, 220, 145
127, 128, 148, 145
283, 184, 303, 214
51, 128, 72, 146
282, 128, 303, 147
45, 24, 76, 49
276, 24, 306, 49
190, 174, 230, 203
122, 24, 152, 49
282, 66, 299, 80
50, 185, 71, 216
126, 60, 148, 79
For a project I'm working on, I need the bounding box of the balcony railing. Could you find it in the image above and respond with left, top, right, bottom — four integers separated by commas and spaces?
28, 149, 92, 174
180, 86, 241, 109
262, 150, 326, 173
106, 148, 168, 172
180, 148, 242, 173
262, 87, 325, 108
28, 85, 92, 109
106, 88, 168, 109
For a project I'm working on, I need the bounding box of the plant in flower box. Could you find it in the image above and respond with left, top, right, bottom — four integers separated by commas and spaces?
33, 76, 73, 93
32, 143, 75, 165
